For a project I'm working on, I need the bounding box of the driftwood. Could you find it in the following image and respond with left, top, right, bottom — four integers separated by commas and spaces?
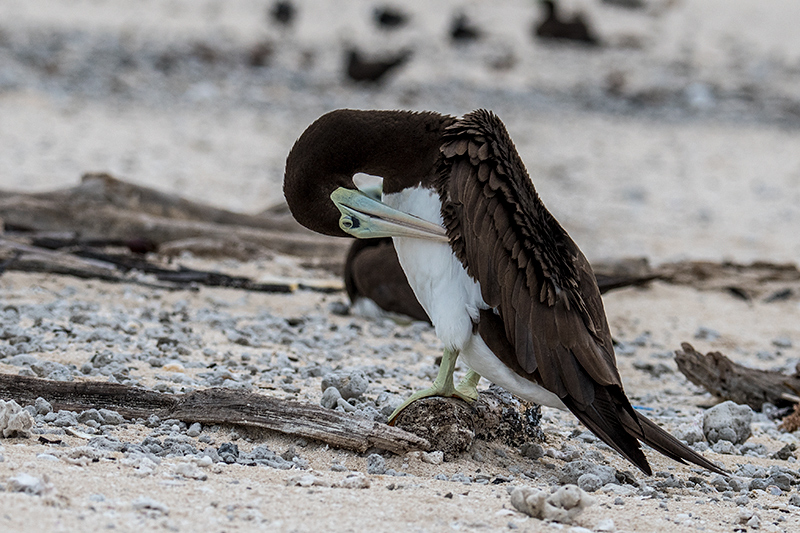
0, 237, 340, 293
0, 173, 347, 260
674, 342, 800, 411
0, 374, 429, 454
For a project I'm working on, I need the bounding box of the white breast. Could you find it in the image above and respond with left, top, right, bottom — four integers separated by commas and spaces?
383, 186, 566, 410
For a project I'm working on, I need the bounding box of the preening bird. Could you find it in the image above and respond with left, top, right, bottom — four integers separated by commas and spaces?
283, 108, 724, 476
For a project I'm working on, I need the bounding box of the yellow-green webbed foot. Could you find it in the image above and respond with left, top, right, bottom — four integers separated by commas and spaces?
387, 349, 480, 424
454, 369, 481, 402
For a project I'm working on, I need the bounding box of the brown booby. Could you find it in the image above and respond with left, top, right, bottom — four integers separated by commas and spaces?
535, 0, 599, 46
374, 6, 409, 30
345, 48, 411, 84
283, 108, 724, 475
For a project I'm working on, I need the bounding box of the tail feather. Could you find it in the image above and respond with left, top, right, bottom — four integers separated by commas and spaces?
563, 383, 726, 476
631, 412, 727, 475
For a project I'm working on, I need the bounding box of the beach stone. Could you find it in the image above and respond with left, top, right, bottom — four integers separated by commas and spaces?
132, 497, 169, 514
218, 442, 239, 463
34, 398, 53, 416
558, 460, 616, 486
320, 386, 342, 409
703, 401, 752, 444
321, 370, 369, 399
712, 440, 739, 455
0, 400, 34, 438
767, 473, 793, 491
367, 453, 386, 475
673, 423, 705, 445
520, 442, 544, 460
7, 473, 52, 495
595, 518, 616, 532
577, 473, 603, 492
98, 409, 125, 425
740, 442, 767, 457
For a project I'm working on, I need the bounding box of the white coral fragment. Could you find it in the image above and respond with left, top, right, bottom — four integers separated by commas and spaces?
510, 484, 595, 523
0, 399, 34, 438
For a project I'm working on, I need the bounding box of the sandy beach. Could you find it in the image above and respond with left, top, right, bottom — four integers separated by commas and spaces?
2, 1, 800, 532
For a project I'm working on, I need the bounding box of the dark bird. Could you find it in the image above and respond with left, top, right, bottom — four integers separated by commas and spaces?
345, 238, 431, 323
283, 108, 725, 476
345, 48, 411, 83
450, 13, 482, 42
270, 1, 296, 27
535, 0, 599, 45
373, 6, 409, 30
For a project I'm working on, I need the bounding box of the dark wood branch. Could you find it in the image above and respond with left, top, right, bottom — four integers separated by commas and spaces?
0, 173, 347, 259
0, 374, 429, 454
674, 342, 800, 411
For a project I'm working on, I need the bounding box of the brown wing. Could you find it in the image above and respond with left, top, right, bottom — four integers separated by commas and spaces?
437, 109, 651, 472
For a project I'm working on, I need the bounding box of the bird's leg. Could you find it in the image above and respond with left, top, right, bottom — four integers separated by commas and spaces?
454, 369, 481, 402
388, 347, 478, 424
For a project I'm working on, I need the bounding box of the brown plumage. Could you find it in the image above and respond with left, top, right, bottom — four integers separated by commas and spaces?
283, 108, 724, 476
344, 238, 430, 323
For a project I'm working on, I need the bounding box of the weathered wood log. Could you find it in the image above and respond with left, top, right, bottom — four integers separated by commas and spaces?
0, 238, 328, 292
0, 173, 347, 259
674, 342, 800, 411
0, 173, 299, 232
0, 374, 429, 454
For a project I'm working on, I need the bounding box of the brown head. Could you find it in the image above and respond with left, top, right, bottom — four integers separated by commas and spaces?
283, 109, 454, 237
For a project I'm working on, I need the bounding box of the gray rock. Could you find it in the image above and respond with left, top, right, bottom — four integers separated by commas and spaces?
321, 370, 369, 400
34, 398, 53, 416
577, 473, 603, 492
218, 442, 239, 463
673, 423, 705, 445
788, 494, 800, 507
132, 497, 169, 514
186, 422, 202, 437
711, 440, 739, 455
767, 473, 793, 491
367, 453, 386, 475
739, 442, 767, 457
558, 461, 616, 486
98, 409, 124, 425
709, 475, 731, 492
519, 442, 544, 459
703, 401, 752, 444
771, 443, 796, 460
736, 464, 767, 478
320, 386, 342, 409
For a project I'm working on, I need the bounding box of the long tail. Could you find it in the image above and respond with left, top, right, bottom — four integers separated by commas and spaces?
564, 385, 727, 476
630, 412, 727, 476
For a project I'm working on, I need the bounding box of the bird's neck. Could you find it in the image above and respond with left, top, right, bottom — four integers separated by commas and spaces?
284, 109, 454, 237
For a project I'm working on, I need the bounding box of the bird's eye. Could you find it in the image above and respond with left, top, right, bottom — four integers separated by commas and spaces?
341, 215, 359, 230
